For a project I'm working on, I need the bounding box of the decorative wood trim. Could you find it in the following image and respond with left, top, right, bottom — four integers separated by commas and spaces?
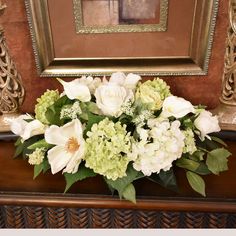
1, 205, 236, 228
0, 193, 236, 213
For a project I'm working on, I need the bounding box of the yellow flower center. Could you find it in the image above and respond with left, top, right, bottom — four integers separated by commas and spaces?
66, 137, 80, 154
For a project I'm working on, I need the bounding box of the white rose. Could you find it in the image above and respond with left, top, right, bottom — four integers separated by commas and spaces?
10, 114, 46, 141
194, 110, 221, 140
57, 78, 91, 102
161, 96, 195, 118
78, 76, 102, 94
109, 72, 141, 91
95, 83, 134, 117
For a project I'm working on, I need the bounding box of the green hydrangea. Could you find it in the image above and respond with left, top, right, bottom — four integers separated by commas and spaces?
183, 129, 197, 154
85, 118, 132, 180
135, 78, 171, 110
35, 90, 60, 124
27, 148, 46, 165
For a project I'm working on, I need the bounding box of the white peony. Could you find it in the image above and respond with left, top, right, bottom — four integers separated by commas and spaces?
57, 78, 91, 102
45, 119, 85, 174
130, 119, 185, 176
194, 110, 221, 140
95, 83, 134, 117
10, 114, 46, 141
161, 96, 195, 118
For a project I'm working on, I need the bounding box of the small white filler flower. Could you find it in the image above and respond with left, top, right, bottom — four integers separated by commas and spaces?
45, 119, 85, 174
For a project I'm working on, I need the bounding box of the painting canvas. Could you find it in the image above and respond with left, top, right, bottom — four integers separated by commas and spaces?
74, 0, 167, 33
81, 0, 160, 27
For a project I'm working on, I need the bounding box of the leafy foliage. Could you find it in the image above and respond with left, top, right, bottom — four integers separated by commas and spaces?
186, 171, 206, 196
176, 158, 211, 175
28, 139, 54, 150
33, 158, 50, 179
14, 136, 42, 159
45, 95, 73, 125
206, 148, 231, 175
104, 165, 144, 202
64, 164, 97, 193
148, 168, 178, 192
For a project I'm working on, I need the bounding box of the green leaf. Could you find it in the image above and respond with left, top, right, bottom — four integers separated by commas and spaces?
28, 139, 54, 150
195, 163, 212, 175
206, 148, 231, 175
87, 102, 102, 115
64, 165, 96, 193
197, 137, 219, 151
23, 118, 34, 123
186, 171, 206, 197
14, 137, 22, 146
210, 136, 227, 147
104, 165, 144, 199
42, 159, 51, 173
147, 168, 178, 192
122, 183, 136, 204
176, 157, 211, 175
189, 150, 205, 161
14, 142, 24, 158
84, 113, 106, 135
176, 158, 200, 171
14, 136, 41, 158
34, 163, 44, 179
45, 95, 72, 125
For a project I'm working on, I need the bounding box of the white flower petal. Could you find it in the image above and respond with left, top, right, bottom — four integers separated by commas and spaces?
109, 72, 126, 85
10, 114, 46, 141
58, 78, 91, 102
10, 114, 30, 136
48, 146, 72, 174
59, 119, 83, 139
45, 125, 68, 146
125, 73, 141, 90
22, 120, 45, 141
63, 141, 85, 174
162, 96, 195, 118
194, 110, 221, 140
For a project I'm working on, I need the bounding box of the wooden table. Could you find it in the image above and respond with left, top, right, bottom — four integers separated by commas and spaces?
0, 132, 236, 228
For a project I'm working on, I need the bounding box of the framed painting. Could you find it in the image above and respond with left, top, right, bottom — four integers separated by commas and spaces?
25, 0, 219, 77
74, 0, 168, 33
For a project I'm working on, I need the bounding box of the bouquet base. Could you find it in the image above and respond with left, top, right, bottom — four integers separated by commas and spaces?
0, 138, 236, 228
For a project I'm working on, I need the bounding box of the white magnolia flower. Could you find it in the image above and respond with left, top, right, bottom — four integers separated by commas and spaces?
57, 78, 91, 102
194, 110, 221, 140
45, 119, 85, 174
10, 114, 46, 141
161, 96, 195, 118
109, 72, 141, 91
95, 83, 134, 117
130, 119, 185, 176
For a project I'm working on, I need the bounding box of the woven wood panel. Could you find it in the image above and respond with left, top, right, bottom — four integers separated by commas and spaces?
1, 205, 236, 228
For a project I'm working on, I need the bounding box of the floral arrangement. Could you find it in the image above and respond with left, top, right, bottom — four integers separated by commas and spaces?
11, 72, 231, 203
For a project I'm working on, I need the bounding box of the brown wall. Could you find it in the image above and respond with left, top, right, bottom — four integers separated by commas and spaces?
1, 0, 228, 114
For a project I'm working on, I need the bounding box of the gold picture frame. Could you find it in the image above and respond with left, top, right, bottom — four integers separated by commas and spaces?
25, 0, 219, 77
74, 0, 168, 34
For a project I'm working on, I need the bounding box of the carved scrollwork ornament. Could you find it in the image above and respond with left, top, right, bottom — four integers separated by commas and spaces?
0, 2, 25, 132
213, 0, 236, 130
